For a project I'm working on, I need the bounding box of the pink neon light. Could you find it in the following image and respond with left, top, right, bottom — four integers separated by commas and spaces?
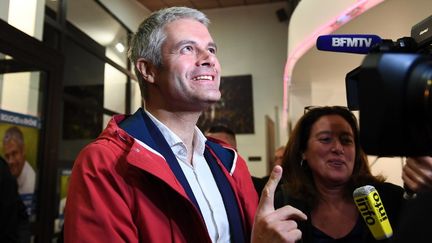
282, 0, 384, 128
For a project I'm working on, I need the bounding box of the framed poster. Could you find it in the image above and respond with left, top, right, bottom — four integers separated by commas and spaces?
0, 109, 40, 218
198, 75, 254, 134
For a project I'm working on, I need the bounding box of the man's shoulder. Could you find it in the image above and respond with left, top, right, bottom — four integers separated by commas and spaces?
18, 161, 36, 184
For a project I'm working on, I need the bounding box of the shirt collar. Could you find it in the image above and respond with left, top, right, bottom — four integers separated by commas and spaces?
145, 110, 182, 147
145, 110, 207, 159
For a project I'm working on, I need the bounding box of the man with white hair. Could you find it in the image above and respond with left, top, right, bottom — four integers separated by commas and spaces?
3, 126, 36, 208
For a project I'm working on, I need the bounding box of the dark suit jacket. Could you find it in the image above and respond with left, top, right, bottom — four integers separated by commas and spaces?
393, 191, 432, 243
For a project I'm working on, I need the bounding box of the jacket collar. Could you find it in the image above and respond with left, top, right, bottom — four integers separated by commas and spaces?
119, 108, 202, 212
110, 109, 247, 242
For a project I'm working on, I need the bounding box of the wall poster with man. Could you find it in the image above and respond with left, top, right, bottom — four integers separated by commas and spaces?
0, 109, 40, 219
198, 74, 255, 134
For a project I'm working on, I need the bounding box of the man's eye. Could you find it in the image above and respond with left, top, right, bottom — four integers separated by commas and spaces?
208, 47, 216, 54
180, 46, 194, 53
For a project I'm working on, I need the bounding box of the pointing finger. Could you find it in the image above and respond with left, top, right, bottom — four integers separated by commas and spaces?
256, 165, 282, 216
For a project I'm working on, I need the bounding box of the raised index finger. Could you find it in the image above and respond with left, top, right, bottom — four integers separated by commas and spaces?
256, 165, 282, 216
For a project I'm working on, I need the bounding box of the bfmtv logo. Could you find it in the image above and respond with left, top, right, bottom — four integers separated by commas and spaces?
331, 37, 374, 47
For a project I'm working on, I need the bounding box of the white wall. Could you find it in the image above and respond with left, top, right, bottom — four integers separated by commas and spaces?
204, 2, 288, 177
289, 0, 432, 186
288, 0, 358, 54
0, 0, 45, 117
99, 0, 150, 31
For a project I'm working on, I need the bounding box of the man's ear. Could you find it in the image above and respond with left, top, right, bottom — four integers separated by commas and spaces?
136, 58, 156, 83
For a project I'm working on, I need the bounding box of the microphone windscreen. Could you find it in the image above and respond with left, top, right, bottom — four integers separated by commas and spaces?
353, 185, 393, 240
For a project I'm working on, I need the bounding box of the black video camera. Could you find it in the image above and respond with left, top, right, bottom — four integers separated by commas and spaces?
346, 15, 432, 157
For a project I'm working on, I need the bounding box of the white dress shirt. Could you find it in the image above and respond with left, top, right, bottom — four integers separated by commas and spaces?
17, 161, 36, 195
145, 111, 231, 243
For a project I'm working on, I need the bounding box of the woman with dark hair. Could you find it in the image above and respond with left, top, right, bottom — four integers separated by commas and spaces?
275, 106, 405, 242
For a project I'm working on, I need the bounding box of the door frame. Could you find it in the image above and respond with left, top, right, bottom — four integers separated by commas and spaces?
0, 19, 63, 242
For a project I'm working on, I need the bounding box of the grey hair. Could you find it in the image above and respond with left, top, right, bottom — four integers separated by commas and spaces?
128, 7, 210, 99
3, 126, 24, 146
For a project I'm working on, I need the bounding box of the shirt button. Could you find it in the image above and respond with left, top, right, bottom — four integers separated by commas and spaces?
135, 148, 140, 152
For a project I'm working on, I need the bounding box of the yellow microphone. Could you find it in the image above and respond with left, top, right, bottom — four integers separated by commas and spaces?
353, 185, 393, 240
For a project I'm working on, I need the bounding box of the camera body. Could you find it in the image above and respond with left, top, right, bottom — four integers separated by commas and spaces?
346, 15, 432, 156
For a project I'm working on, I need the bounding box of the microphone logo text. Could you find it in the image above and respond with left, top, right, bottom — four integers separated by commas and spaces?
372, 192, 388, 222
332, 37, 373, 48
355, 191, 388, 226
355, 196, 376, 225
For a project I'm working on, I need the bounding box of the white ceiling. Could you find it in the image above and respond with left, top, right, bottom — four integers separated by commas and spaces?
135, 0, 287, 12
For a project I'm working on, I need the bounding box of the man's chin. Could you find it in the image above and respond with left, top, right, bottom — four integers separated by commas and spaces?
205, 96, 222, 105
207, 92, 221, 102
184, 93, 221, 111
191, 99, 218, 111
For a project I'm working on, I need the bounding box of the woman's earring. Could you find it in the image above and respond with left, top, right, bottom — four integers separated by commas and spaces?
300, 159, 304, 167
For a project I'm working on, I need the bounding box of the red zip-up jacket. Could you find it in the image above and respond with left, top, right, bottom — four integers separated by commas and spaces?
64, 113, 258, 243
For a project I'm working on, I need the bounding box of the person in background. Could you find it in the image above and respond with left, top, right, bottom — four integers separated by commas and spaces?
272, 106, 405, 242
205, 124, 237, 148
273, 146, 285, 168
64, 6, 275, 243
0, 156, 29, 243
204, 124, 285, 198
205, 124, 265, 196
2, 126, 36, 205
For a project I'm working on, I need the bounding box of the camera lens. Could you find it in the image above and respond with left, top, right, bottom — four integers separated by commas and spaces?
348, 53, 432, 156
407, 58, 432, 125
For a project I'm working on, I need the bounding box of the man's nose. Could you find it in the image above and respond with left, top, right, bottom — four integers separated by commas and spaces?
196, 49, 216, 67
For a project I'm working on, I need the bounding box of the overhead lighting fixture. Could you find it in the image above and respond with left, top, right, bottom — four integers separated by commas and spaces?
115, 42, 125, 53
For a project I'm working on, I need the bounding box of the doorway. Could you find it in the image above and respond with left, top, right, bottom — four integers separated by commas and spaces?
0, 18, 63, 242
